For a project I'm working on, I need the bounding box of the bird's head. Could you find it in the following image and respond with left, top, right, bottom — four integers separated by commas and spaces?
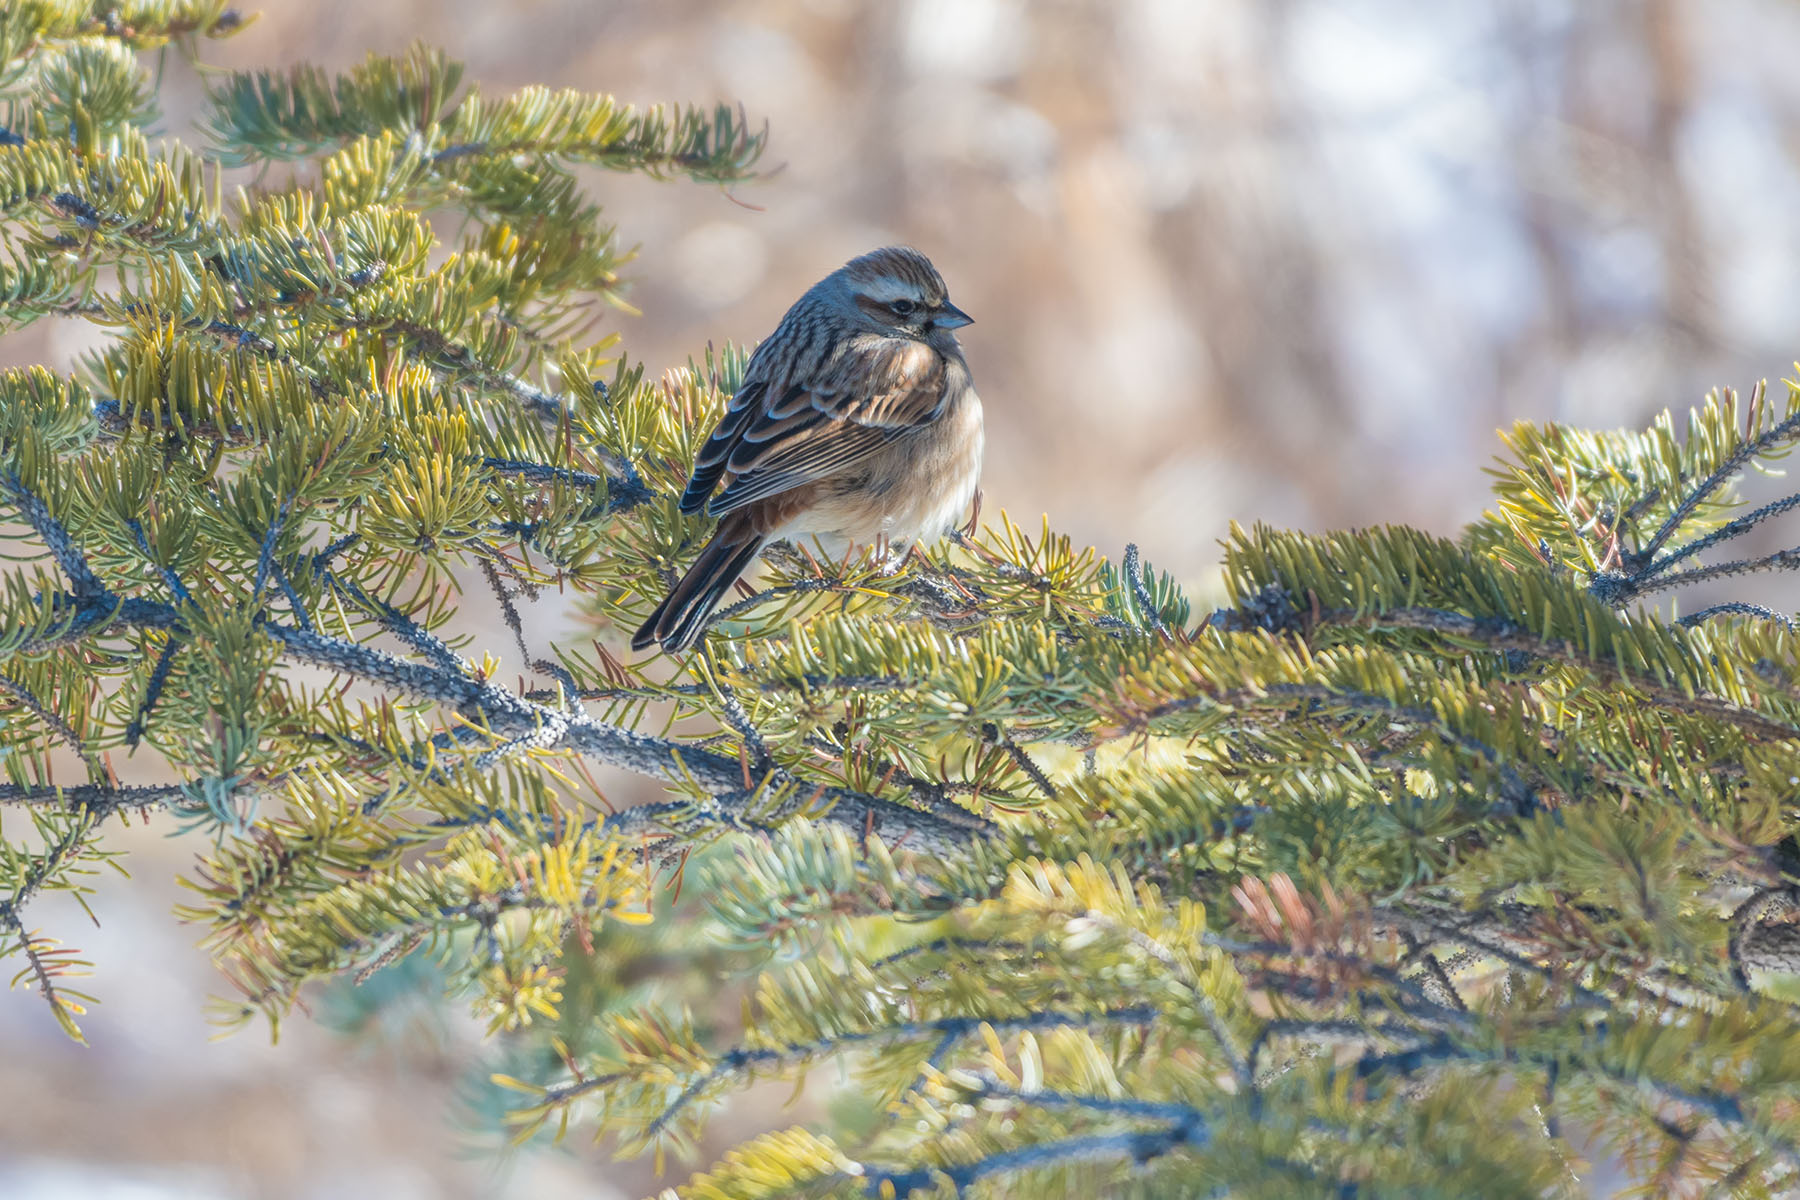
834, 246, 973, 342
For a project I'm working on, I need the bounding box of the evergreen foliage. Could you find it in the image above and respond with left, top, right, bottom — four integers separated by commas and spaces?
6, 7, 1800, 1195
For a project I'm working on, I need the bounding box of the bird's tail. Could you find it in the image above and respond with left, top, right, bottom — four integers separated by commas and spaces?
631, 513, 764, 653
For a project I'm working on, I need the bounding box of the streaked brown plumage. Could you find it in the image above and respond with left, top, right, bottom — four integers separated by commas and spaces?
633, 247, 983, 653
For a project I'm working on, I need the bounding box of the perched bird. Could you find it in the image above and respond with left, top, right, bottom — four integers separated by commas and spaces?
633, 246, 983, 653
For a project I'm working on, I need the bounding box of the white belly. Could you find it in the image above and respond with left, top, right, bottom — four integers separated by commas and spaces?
774, 389, 984, 555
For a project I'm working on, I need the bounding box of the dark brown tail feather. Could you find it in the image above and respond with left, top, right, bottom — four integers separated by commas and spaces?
631, 515, 765, 653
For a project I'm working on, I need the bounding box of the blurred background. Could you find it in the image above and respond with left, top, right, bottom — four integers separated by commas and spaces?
6, 0, 1800, 1195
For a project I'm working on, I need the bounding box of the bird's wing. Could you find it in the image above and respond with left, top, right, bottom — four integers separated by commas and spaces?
681, 336, 951, 519
678, 375, 765, 515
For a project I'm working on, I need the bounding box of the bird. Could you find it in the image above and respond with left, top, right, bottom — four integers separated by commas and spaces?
632, 246, 983, 654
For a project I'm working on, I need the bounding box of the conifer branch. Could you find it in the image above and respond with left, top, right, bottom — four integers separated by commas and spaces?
1634, 386, 1800, 567
863, 1126, 1205, 1199
1628, 545, 1800, 595
13, 22, 1800, 1193
0, 668, 88, 761
1676, 601, 1796, 630
1355, 607, 1800, 741
982, 722, 1057, 801
0, 458, 987, 854
0, 811, 101, 1039
123, 635, 181, 747
1381, 904, 1613, 1010
1122, 542, 1172, 638
1103, 679, 1538, 815
1, 473, 105, 597
1640, 492, 1800, 581
947, 1077, 1211, 1127
0, 782, 188, 815
540, 1004, 1162, 1130
1344, 1032, 1795, 1165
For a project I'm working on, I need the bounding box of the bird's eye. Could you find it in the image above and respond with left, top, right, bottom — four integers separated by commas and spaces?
889, 298, 917, 316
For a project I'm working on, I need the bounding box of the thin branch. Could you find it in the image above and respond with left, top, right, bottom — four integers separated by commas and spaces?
1379, 905, 1610, 1011
1640, 491, 1800, 580
1106, 679, 1538, 817
1123, 542, 1172, 638
1627, 546, 1800, 596
539, 1004, 1163, 1131
1088, 907, 1247, 1086
1344, 1031, 1794, 1167
126, 520, 190, 605
1677, 602, 1796, 631
0, 669, 88, 760
481, 457, 609, 491
476, 554, 532, 666
956, 1077, 1210, 1126
1359, 607, 1800, 742
124, 635, 181, 748
864, 1126, 1203, 1198
250, 502, 291, 606
1416, 952, 1469, 1014
0, 781, 189, 816
984, 723, 1058, 802
1, 474, 105, 597
373, 316, 643, 483
1634, 387, 1800, 566
701, 650, 782, 781
0, 812, 99, 1025
703, 572, 846, 631
314, 570, 465, 675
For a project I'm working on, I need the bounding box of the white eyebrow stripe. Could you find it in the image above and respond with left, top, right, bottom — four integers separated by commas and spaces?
857, 276, 926, 304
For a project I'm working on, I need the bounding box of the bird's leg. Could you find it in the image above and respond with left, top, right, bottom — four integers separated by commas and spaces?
960, 488, 983, 538
870, 533, 913, 575
759, 538, 809, 573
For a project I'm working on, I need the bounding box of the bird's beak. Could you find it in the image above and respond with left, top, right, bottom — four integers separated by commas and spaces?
932, 302, 973, 329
